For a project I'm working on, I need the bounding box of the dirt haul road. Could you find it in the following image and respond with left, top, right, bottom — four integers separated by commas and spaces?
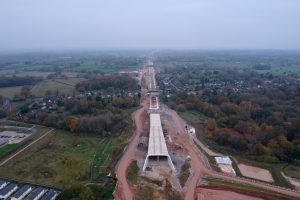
114, 101, 147, 200
163, 107, 212, 200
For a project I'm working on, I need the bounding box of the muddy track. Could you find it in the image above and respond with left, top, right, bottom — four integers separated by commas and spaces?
114, 100, 147, 200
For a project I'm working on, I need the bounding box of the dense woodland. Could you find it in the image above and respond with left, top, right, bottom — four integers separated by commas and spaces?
160, 65, 300, 164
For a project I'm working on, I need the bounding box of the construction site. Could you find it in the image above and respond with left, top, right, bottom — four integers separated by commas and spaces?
114, 59, 300, 200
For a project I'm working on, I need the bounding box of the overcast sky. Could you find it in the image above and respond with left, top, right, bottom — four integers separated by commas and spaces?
0, 0, 300, 50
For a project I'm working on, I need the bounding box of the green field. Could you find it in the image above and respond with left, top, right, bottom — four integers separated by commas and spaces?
69, 61, 116, 73
0, 128, 132, 188
69, 61, 140, 73
0, 130, 103, 188
54, 78, 86, 86
0, 86, 24, 99
0, 78, 83, 98
31, 80, 75, 97
0, 144, 18, 159
178, 110, 208, 124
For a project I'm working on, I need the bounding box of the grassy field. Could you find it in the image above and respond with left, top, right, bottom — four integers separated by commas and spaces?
90, 137, 124, 181
54, 78, 86, 86
178, 110, 208, 124
204, 177, 298, 200
69, 61, 116, 73
68, 61, 140, 73
0, 78, 83, 98
0, 127, 133, 188
127, 161, 140, 184
284, 165, 300, 179
0, 144, 18, 159
0, 130, 104, 188
31, 80, 75, 97
0, 86, 24, 99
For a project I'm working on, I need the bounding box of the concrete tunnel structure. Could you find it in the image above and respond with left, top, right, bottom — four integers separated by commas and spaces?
142, 113, 176, 172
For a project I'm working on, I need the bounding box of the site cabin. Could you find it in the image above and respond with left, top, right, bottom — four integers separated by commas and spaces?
11, 185, 32, 200
214, 156, 236, 176
0, 183, 18, 199
25, 187, 46, 200
214, 156, 232, 165
41, 189, 59, 200
0, 180, 7, 190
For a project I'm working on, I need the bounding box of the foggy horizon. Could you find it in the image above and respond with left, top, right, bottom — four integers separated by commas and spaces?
1, 0, 300, 50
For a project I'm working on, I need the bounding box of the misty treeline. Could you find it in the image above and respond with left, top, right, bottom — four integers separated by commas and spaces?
76, 75, 139, 92
0, 76, 42, 88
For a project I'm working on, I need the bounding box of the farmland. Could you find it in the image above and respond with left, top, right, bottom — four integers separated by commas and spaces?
0, 86, 24, 99
0, 78, 85, 99
30, 79, 78, 97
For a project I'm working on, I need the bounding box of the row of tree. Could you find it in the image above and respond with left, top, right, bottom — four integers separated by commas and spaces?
76, 75, 139, 92
0, 76, 42, 88
33, 108, 130, 136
